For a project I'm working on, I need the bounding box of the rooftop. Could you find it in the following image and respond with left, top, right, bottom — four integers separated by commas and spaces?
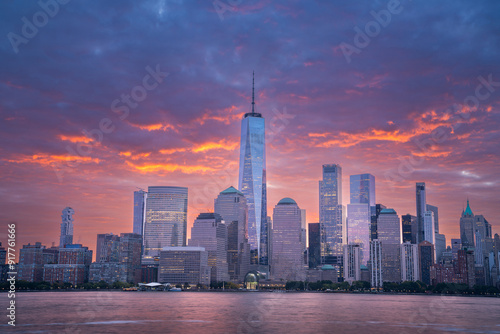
278, 197, 297, 205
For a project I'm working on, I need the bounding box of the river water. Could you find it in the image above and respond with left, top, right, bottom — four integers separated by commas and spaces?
1, 291, 499, 333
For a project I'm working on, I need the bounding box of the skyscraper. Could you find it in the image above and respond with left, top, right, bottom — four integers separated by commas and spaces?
238, 72, 267, 266
460, 199, 475, 247
401, 214, 417, 244
60, 207, 74, 248
214, 186, 249, 282
143, 186, 188, 261
423, 211, 435, 244
416, 182, 426, 244
418, 241, 435, 285
346, 203, 370, 265
426, 204, 439, 234
308, 223, 321, 269
271, 198, 306, 281
370, 203, 387, 241
189, 213, 229, 283
401, 242, 419, 282
377, 208, 402, 283
133, 189, 147, 235
350, 173, 375, 212
343, 244, 361, 283
319, 164, 344, 268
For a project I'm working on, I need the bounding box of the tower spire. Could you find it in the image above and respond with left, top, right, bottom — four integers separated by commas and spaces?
252, 71, 255, 114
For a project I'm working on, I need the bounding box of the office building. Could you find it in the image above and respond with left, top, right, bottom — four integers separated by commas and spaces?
460, 200, 475, 247
370, 204, 387, 241
308, 223, 321, 269
319, 164, 344, 270
347, 203, 370, 265
401, 214, 417, 244
416, 182, 426, 244
271, 198, 306, 281
418, 241, 435, 285
214, 186, 249, 282
158, 247, 210, 285
377, 208, 401, 282
133, 189, 147, 235
238, 73, 268, 266
44, 244, 93, 285
370, 240, 382, 288
143, 186, 188, 260
189, 213, 229, 283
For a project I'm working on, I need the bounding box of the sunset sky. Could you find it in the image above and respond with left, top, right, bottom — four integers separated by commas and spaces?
1, 0, 499, 256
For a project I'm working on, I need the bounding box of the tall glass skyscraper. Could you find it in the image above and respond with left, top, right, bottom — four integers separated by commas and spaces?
416, 182, 426, 244
238, 72, 268, 266
319, 164, 344, 267
133, 189, 147, 235
347, 173, 375, 266
143, 186, 187, 261
349, 174, 375, 208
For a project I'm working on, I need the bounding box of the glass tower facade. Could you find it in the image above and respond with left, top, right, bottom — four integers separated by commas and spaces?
238, 73, 268, 265
143, 186, 187, 260
349, 174, 375, 209
416, 182, 426, 244
271, 198, 306, 281
133, 190, 147, 235
319, 164, 344, 266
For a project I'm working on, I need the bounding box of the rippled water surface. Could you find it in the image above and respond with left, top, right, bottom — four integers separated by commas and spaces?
1, 291, 499, 333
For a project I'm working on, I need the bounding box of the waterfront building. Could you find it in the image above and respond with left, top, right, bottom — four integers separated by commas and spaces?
377, 208, 402, 282
189, 213, 229, 283
426, 204, 439, 234
418, 241, 435, 285
143, 186, 188, 261
401, 242, 419, 282
416, 182, 426, 244
158, 247, 210, 285
271, 198, 306, 281
423, 211, 435, 244
370, 204, 387, 241
44, 244, 92, 285
214, 186, 249, 282
370, 240, 382, 288
343, 244, 361, 283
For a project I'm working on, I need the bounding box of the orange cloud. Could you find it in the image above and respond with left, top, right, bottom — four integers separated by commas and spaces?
131, 123, 176, 132
195, 106, 242, 125
59, 135, 93, 143
7, 154, 100, 166
159, 148, 188, 155
192, 139, 238, 153
125, 161, 215, 174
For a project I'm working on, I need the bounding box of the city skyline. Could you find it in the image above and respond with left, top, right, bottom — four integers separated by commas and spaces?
1, 1, 500, 258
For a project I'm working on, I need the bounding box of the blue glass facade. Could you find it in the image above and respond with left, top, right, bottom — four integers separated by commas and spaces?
319, 164, 343, 265
238, 76, 268, 265
133, 190, 147, 235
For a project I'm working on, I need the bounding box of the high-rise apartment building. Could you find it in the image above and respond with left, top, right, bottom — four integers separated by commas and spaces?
60, 207, 74, 248
401, 242, 419, 282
